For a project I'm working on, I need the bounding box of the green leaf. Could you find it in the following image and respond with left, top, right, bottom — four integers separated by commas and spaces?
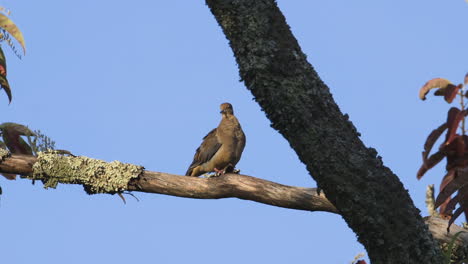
444, 230, 466, 263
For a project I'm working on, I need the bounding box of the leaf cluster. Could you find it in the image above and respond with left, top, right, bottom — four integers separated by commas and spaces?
0, 7, 26, 103
418, 74, 468, 230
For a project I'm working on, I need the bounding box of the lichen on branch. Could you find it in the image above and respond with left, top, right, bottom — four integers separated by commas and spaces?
0, 148, 10, 160
30, 152, 144, 194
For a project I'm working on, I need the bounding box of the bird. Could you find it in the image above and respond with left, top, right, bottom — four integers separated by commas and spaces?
186, 102, 246, 177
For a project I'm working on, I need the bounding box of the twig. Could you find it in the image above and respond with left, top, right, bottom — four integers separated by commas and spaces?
426, 184, 438, 216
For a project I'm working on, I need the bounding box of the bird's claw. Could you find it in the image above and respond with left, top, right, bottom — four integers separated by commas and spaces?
203, 172, 220, 178
214, 168, 225, 177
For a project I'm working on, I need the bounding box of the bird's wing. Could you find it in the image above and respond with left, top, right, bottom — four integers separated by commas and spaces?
185, 128, 222, 175
234, 128, 246, 163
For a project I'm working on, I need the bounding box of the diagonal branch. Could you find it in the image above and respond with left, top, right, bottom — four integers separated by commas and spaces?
205, 0, 443, 262
0, 154, 337, 213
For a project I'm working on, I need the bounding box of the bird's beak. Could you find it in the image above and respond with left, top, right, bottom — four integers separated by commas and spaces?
220, 110, 224, 114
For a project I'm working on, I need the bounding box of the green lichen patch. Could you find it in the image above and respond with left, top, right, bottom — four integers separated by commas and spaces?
0, 148, 10, 160
30, 152, 144, 194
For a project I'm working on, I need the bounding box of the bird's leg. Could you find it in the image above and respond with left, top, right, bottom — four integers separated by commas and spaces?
212, 164, 238, 177
214, 167, 225, 176
224, 164, 235, 173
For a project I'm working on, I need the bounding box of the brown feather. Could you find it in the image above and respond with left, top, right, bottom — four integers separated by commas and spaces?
185, 128, 222, 176
185, 103, 246, 177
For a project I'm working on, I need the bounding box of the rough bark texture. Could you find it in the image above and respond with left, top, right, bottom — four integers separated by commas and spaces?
1, 154, 337, 213
205, 0, 443, 263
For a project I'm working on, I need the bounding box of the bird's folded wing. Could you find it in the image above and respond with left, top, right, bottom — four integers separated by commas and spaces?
186, 128, 222, 174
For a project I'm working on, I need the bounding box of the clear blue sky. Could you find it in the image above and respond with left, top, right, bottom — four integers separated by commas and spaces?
0, 1, 467, 263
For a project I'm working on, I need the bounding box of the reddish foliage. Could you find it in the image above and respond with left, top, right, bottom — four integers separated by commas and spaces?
434, 88, 446, 96
444, 193, 459, 215
445, 182, 468, 230
356, 261, 367, 264
422, 122, 447, 161
419, 78, 452, 100
417, 151, 446, 179
443, 135, 468, 171
417, 122, 449, 179
438, 170, 456, 215
418, 74, 468, 230
444, 84, 462, 103
0, 47, 11, 102
0, 64, 6, 77
435, 169, 468, 208
445, 108, 466, 146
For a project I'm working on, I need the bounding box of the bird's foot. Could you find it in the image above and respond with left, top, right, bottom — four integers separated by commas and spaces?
213, 167, 225, 177
204, 173, 217, 178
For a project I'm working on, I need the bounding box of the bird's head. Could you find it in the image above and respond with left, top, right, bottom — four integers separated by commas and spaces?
220, 102, 234, 115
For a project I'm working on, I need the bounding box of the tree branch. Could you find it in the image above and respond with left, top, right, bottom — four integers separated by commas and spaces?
0, 154, 337, 213
4, 153, 467, 253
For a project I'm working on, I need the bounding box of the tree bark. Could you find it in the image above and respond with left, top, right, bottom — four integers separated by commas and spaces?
1, 154, 337, 213
205, 0, 443, 263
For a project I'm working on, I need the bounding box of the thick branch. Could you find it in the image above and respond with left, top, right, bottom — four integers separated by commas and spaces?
0, 154, 337, 213
205, 0, 443, 263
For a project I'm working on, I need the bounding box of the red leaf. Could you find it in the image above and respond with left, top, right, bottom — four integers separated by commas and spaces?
419, 78, 453, 100
460, 185, 468, 223
444, 84, 462, 103
436, 168, 468, 208
0, 47, 11, 103
447, 184, 468, 232
444, 194, 459, 214
0, 64, 6, 77
444, 135, 468, 171
422, 122, 447, 161
465, 72, 468, 86
448, 206, 464, 232
434, 88, 446, 96
445, 108, 466, 145
435, 170, 458, 208
417, 150, 446, 179
439, 170, 457, 214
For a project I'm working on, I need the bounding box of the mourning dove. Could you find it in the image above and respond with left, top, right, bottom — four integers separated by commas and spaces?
186, 103, 246, 177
